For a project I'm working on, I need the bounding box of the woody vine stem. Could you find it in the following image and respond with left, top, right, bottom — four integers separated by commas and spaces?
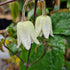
0, 0, 47, 70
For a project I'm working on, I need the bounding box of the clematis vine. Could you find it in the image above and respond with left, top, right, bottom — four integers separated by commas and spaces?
0, 35, 10, 59
35, 0, 54, 38
17, 21, 40, 50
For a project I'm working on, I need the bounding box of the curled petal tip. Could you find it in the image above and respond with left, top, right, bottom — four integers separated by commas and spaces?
45, 36, 49, 39
17, 45, 19, 48
25, 46, 31, 50
36, 41, 40, 45
52, 35, 54, 37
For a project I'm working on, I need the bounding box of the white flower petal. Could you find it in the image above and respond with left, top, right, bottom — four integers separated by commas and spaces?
35, 16, 42, 36
24, 21, 40, 45
20, 30, 31, 50
50, 25, 54, 37
43, 16, 52, 38
17, 24, 31, 50
28, 21, 40, 44
31, 32, 40, 44
17, 29, 21, 48
42, 22, 50, 38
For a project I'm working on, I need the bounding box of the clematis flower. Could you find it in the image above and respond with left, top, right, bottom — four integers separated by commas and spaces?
35, 15, 54, 38
0, 35, 10, 59
17, 21, 40, 50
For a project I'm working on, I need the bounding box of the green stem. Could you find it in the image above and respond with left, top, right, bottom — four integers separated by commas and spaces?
26, 48, 31, 70
0, 0, 16, 6
21, 5, 25, 21
33, 0, 38, 25
42, 0, 46, 15
21, 0, 31, 21
3, 43, 26, 65
26, 0, 38, 70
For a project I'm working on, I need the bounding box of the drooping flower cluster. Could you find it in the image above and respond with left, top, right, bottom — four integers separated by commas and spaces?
17, 0, 54, 50
17, 16, 54, 50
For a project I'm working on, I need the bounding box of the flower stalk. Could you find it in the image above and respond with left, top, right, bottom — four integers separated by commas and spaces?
21, 0, 32, 21
22, 5, 25, 21
33, 0, 38, 25
26, 47, 31, 70
0, 0, 16, 6
41, 0, 46, 15
3, 43, 26, 65
26, 0, 38, 70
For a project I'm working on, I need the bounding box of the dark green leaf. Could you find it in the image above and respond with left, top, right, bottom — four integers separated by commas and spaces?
20, 36, 65, 70
51, 12, 70, 35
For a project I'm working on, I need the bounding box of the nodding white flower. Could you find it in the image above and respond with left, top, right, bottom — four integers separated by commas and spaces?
0, 35, 10, 59
17, 21, 40, 50
35, 15, 54, 38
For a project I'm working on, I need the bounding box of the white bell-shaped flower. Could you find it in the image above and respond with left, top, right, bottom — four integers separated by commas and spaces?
0, 35, 10, 59
17, 21, 40, 50
35, 15, 54, 38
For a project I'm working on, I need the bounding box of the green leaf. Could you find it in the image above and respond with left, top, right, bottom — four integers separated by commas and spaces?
51, 11, 70, 35
66, 36, 70, 47
28, 7, 42, 20
7, 27, 17, 38
61, 0, 67, 2
49, 36, 65, 54
28, 9, 34, 20
20, 47, 29, 70
8, 43, 17, 54
20, 36, 65, 70
18, 0, 24, 11
6, 37, 17, 44
1, 38, 4, 43
45, 8, 49, 14
67, 1, 70, 8
65, 61, 70, 70
53, 19, 70, 35
9, 2, 19, 22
